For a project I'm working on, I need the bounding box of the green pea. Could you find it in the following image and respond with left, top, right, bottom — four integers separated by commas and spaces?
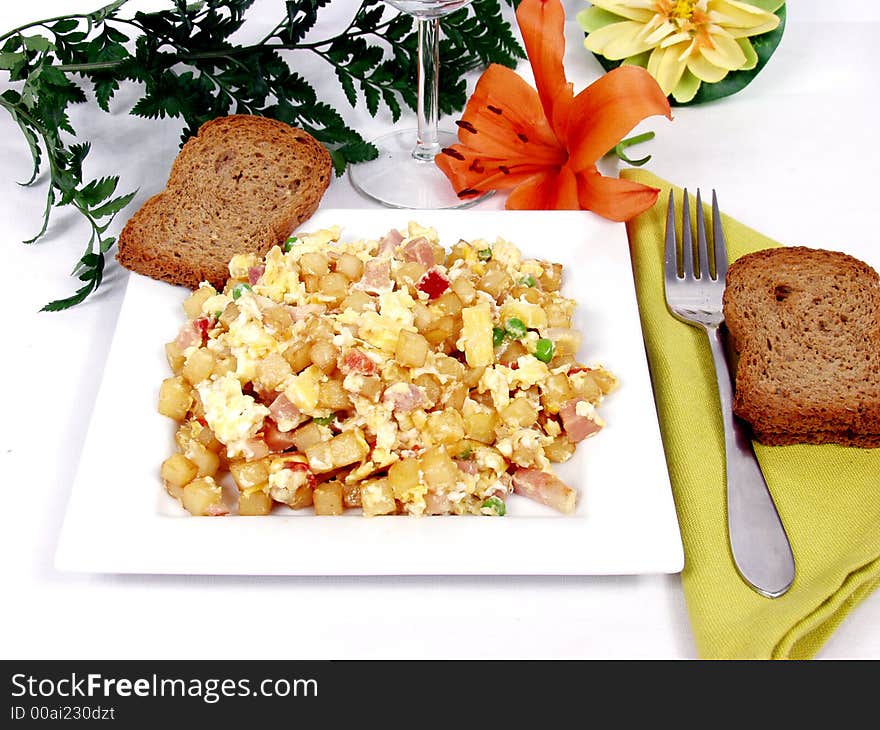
492, 326, 506, 348
482, 496, 506, 516
518, 274, 536, 287
477, 248, 492, 261
313, 414, 335, 426
231, 283, 252, 300
283, 236, 298, 253
534, 338, 555, 363
505, 317, 527, 340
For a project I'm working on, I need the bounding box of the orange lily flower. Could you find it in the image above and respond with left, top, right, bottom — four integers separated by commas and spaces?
436, 0, 673, 220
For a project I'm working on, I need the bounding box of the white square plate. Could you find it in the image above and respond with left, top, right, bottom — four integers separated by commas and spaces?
56, 209, 683, 575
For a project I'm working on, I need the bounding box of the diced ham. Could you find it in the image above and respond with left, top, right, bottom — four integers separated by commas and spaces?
425, 492, 452, 515
402, 236, 436, 268
456, 460, 478, 475
248, 265, 265, 285
286, 304, 325, 322
263, 418, 299, 453
268, 393, 301, 428
382, 383, 425, 413
559, 399, 603, 443
512, 468, 576, 514
341, 348, 377, 376
377, 228, 403, 255
358, 258, 392, 294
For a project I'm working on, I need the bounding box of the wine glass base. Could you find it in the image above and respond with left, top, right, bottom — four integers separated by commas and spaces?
349, 129, 492, 210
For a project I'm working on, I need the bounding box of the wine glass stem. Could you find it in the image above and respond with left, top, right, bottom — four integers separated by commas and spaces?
414, 16, 441, 162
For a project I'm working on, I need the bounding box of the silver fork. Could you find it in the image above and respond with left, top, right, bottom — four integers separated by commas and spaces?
664, 189, 795, 598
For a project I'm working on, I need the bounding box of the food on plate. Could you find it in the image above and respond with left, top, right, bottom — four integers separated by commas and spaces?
158, 222, 618, 516
723, 246, 880, 447
117, 115, 331, 290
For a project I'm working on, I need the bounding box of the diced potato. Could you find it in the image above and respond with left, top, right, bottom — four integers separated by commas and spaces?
500, 300, 547, 330
388, 459, 421, 500
447, 240, 474, 267
342, 481, 362, 508
255, 351, 292, 391
194, 423, 222, 452
356, 375, 383, 401
335, 253, 364, 281
541, 372, 575, 414
545, 300, 575, 328
498, 340, 527, 366
510, 285, 543, 304
427, 410, 465, 445
300, 251, 329, 277
413, 373, 441, 405
569, 371, 602, 403
361, 478, 396, 517
412, 302, 433, 331
395, 261, 427, 288
420, 447, 461, 490
500, 397, 539, 428
313, 481, 344, 516
218, 301, 240, 327
165, 341, 185, 374
229, 458, 271, 491
305, 429, 369, 473
320, 272, 349, 303
539, 262, 563, 292
434, 354, 465, 381
591, 367, 619, 395
395, 330, 429, 368
182, 347, 216, 386
420, 314, 455, 346
292, 421, 328, 452
464, 409, 498, 444
158, 376, 193, 421
182, 477, 225, 516
212, 355, 237, 378
239, 490, 273, 516
442, 382, 468, 411
340, 290, 375, 313
309, 340, 339, 373
460, 302, 494, 367
282, 343, 312, 374
451, 276, 476, 305
463, 365, 485, 388
433, 291, 463, 317
263, 304, 293, 333
318, 378, 352, 410
287, 484, 314, 510
478, 263, 511, 300
184, 441, 220, 478
544, 436, 576, 463
183, 285, 216, 320
161, 453, 198, 489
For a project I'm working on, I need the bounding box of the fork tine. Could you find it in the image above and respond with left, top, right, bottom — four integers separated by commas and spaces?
695, 189, 711, 280
664, 190, 679, 281
712, 190, 728, 281
681, 189, 695, 279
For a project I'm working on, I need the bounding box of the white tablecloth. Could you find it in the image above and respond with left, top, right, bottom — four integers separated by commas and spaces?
2, 0, 879, 659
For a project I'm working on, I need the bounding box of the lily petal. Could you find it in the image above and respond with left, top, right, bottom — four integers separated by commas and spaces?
436, 144, 558, 199
576, 167, 660, 221
566, 65, 671, 172
507, 165, 580, 211
516, 0, 573, 139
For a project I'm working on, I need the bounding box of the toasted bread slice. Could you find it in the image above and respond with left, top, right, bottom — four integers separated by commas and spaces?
723, 246, 880, 447
117, 115, 331, 290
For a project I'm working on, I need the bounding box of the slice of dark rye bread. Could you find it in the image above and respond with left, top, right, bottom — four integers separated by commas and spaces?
116, 115, 331, 290
722, 246, 880, 447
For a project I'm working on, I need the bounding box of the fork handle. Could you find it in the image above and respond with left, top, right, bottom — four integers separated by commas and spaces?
706, 324, 796, 598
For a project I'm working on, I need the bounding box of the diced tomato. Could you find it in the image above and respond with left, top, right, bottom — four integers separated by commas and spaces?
193, 316, 212, 343
417, 269, 450, 300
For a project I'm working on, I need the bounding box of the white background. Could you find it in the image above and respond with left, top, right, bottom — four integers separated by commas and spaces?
1, 0, 879, 659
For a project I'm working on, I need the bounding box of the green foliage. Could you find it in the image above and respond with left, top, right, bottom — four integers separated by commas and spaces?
0, 0, 524, 310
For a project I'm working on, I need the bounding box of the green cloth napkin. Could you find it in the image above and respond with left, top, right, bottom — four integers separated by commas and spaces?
621, 169, 880, 659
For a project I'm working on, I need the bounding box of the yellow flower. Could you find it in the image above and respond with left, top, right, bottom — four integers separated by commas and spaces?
578, 0, 783, 103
